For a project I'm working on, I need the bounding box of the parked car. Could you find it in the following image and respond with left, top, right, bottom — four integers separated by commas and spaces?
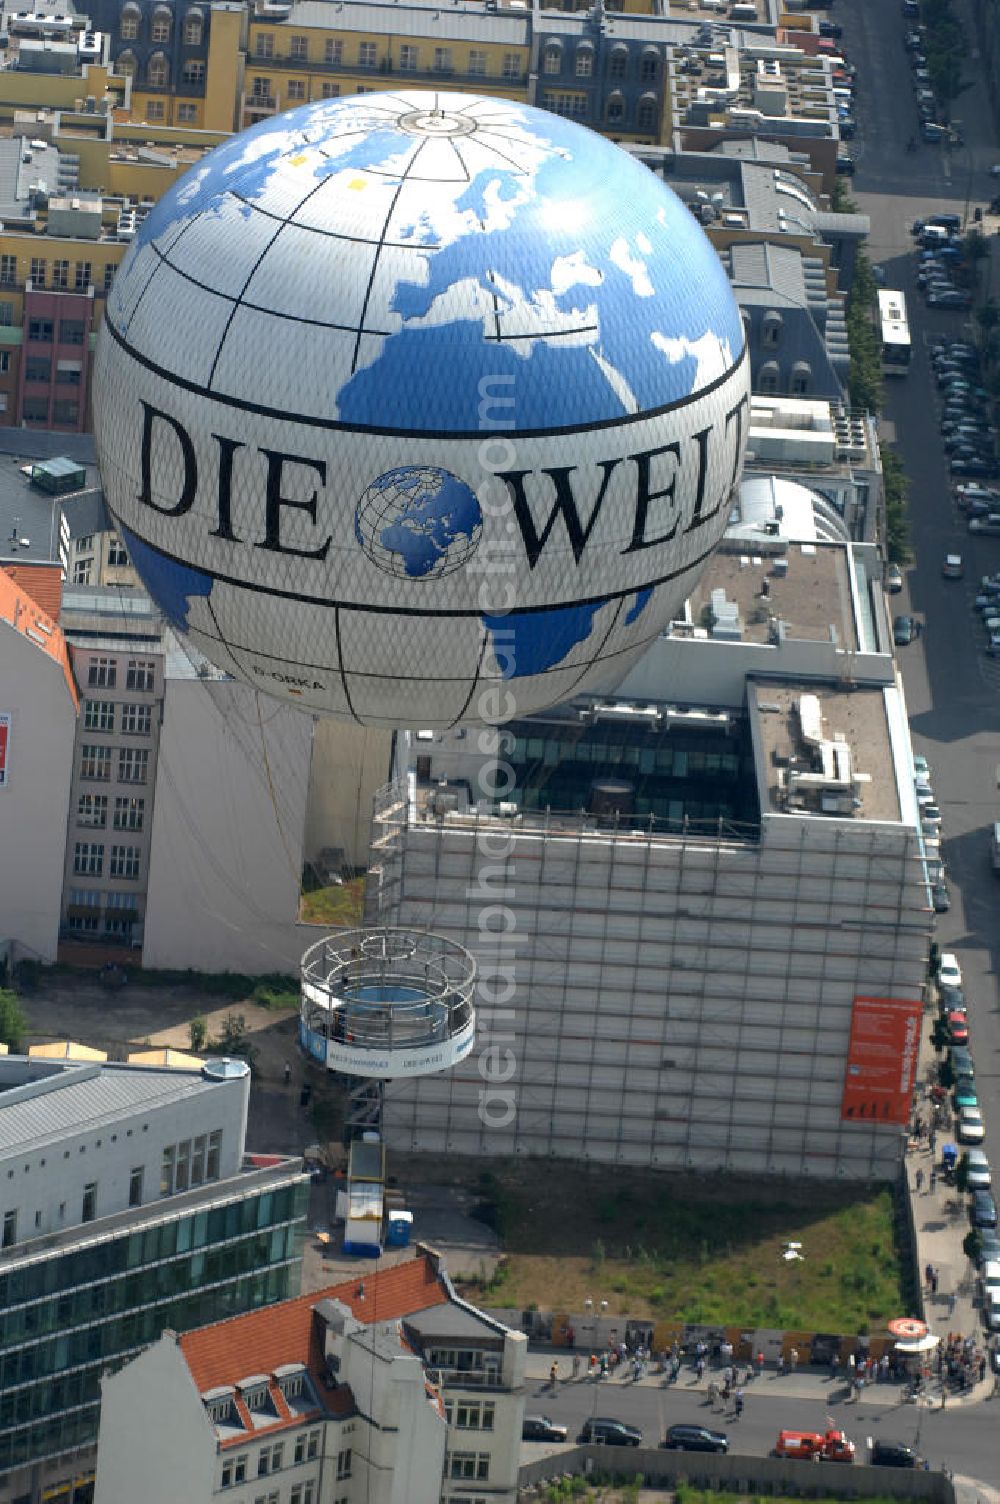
773, 1430, 855, 1463
939, 952, 962, 989
885, 562, 903, 592
578, 1418, 642, 1447
966, 1151, 991, 1190
959, 1105, 986, 1143
971, 1190, 999, 1229
921, 804, 942, 833
819, 19, 843, 36
954, 1079, 979, 1111
871, 1440, 917, 1468
893, 614, 915, 646
523, 1415, 568, 1442
662, 1424, 729, 1454
970, 516, 1000, 536
942, 553, 965, 577
932, 877, 951, 912
948, 1011, 970, 1045
977, 1231, 1000, 1266
835, 153, 856, 175
913, 754, 932, 778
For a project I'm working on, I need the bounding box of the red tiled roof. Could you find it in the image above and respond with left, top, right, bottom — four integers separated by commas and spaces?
3, 561, 62, 621
0, 566, 78, 709
180, 1253, 449, 1396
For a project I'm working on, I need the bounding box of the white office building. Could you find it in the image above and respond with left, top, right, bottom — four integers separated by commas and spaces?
95, 1249, 526, 1504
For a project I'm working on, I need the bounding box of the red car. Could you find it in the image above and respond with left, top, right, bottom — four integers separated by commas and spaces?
948, 1011, 970, 1045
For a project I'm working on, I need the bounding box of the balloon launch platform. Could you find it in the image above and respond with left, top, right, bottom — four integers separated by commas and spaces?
298, 927, 476, 1078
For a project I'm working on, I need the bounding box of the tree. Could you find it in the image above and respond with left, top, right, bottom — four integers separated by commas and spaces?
0, 989, 25, 1053
956, 1152, 971, 1193
189, 1013, 208, 1052
963, 1228, 982, 1265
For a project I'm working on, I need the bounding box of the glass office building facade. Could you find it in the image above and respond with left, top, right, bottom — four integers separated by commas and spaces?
0, 1164, 308, 1493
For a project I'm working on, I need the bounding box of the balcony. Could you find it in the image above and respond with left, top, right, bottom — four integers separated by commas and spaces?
247, 51, 525, 89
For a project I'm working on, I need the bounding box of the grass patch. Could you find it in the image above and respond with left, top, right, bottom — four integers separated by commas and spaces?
14, 959, 297, 1005
437, 1158, 905, 1333
300, 875, 365, 927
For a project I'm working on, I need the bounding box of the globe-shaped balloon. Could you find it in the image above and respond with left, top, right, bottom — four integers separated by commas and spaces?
92, 91, 749, 729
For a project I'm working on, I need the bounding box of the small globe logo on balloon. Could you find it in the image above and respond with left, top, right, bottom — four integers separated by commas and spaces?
354, 465, 483, 581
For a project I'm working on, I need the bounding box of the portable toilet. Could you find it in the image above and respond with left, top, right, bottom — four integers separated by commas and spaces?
386, 1210, 413, 1248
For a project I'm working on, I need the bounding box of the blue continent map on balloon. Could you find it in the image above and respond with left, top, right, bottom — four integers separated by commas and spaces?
357, 467, 482, 579
121, 525, 212, 632
133, 94, 744, 434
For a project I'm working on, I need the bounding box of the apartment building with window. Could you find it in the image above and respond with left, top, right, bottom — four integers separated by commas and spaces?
0, 1051, 309, 1504
94, 1250, 525, 1504
61, 641, 164, 954
240, 0, 532, 127
0, 569, 77, 962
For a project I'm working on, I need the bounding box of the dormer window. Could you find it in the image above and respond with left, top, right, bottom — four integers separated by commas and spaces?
242, 1384, 267, 1410
202, 1386, 235, 1425
281, 1372, 303, 1400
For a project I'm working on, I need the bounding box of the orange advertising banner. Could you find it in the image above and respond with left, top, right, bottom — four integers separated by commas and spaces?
841, 994, 922, 1125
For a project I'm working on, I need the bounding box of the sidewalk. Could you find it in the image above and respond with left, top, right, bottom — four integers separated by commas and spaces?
523, 1352, 905, 1408
902, 987, 993, 1407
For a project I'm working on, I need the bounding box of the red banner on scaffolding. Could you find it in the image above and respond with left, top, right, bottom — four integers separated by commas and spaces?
841, 994, 922, 1125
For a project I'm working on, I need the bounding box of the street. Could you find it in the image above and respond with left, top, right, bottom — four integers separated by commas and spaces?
519, 1359, 994, 1478
519, 0, 1000, 1484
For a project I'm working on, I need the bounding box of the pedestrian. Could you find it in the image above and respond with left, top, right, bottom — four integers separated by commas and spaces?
789, 1347, 798, 1372
549, 1362, 558, 1391
572, 1354, 581, 1380
734, 1388, 744, 1418
932, 1269, 939, 1295
916, 1168, 924, 1192
283, 1060, 291, 1085
980, 1355, 987, 1383
756, 1350, 765, 1377
776, 1352, 785, 1377
925, 1262, 934, 1290
930, 1168, 938, 1193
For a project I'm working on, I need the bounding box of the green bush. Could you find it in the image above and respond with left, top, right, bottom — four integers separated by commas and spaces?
0, 989, 26, 1052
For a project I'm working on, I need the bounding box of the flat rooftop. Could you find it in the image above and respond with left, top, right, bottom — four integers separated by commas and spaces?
749, 680, 900, 824
688, 538, 859, 650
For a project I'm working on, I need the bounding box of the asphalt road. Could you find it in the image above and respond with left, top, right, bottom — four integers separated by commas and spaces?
520, 0, 1000, 1483
520, 1366, 987, 1475
845, 0, 1000, 1195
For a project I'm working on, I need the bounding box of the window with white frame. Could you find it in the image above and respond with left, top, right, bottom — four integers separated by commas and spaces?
72, 559, 92, 585
178, 102, 197, 121
121, 703, 152, 736
109, 845, 141, 880
126, 658, 155, 691
358, 41, 377, 66
399, 43, 418, 70
77, 793, 108, 828
113, 796, 145, 831
255, 31, 274, 56
118, 747, 149, 784
336, 1449, 352, 1479
151, 9, 171, 42
543, 43, 561, 74
324, 38, 342, 63
84, 701, 115, 733
575, 46, 593, 76
287, 79, 306, 99
88, 656, 116, 688
183, 10, 202, 44
74, 842, 104, 875
290, 33, 307, 58
433, 46, 452, 71
467, 48, 486, 74
448, 1452, 490, 1481
502, 52, 521, 78
108, 537, 129, 566
81, 745, 112, 781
